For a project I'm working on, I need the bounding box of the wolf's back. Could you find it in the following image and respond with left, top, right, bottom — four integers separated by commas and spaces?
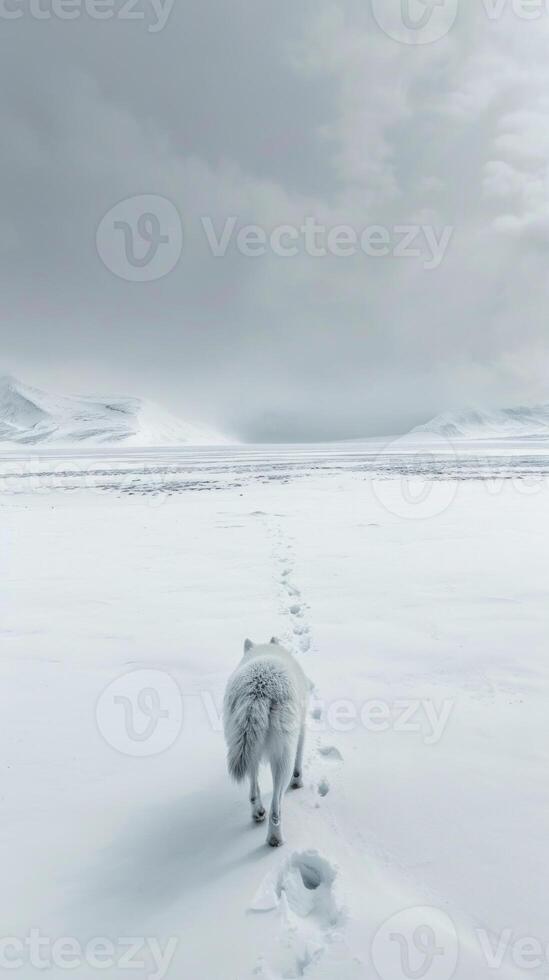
223, 658, 293, 782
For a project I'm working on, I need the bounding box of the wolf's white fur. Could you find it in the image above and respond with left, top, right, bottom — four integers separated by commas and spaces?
223, 637, 310, 847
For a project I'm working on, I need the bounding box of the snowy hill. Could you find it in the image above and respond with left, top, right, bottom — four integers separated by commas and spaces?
0, 376, 231, 447
410, 404, 549, 440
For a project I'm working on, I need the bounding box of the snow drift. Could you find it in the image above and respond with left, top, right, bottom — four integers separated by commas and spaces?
410, 404, 549, 440
0, 375, 231, 447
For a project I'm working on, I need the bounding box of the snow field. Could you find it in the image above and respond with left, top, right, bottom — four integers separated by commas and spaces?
1, 458, 547, 978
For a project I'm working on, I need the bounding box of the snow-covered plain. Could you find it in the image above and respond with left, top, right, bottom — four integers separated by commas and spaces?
2, 441, 548, 979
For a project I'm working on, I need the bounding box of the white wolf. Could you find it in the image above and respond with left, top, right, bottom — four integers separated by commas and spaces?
223, 637, 311, 847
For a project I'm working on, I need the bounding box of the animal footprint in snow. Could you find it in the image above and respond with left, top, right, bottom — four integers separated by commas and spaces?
293, 623, 309, 636
280, 852, 342, 929
285, 583, 301, 597
318, 780, 330, 797
250, 853, 359, 980
289, 604, 302, 617
250, 850, 342, 926
318, 745, 343, 762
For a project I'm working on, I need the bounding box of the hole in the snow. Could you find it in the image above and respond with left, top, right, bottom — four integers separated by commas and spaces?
299, 862, 322, 890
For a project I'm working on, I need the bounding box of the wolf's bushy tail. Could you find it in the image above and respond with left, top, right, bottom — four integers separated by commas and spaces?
224, 682, 271, 783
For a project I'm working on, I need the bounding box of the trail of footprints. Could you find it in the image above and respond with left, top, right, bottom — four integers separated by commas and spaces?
278, 556, 311, 654
264, 516, 345, 791
248, 519, 359, 978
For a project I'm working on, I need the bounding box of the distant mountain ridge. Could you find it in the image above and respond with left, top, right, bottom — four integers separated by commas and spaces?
0, 376, 231, 447
410, 404, 549, 439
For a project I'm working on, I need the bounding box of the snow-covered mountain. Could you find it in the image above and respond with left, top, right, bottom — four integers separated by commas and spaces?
410, 404, 549, 440
0, 376, 232, 447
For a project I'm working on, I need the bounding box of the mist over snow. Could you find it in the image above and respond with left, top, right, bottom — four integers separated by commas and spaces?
4, 372, 549, 448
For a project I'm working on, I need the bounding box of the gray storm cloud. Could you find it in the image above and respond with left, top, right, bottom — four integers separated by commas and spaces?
1, 0, 548, 440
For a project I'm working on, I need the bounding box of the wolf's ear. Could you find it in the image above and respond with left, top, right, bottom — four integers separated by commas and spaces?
270, 636, 279, 645
244, 638, 254, 653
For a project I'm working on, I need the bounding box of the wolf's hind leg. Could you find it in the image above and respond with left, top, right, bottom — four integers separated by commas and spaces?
250, 764, 266, 823
291, 722, 306, 789
267, 746, 294, 847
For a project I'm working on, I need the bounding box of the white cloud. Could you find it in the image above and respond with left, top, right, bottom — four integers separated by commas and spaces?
1, 0, 549, 437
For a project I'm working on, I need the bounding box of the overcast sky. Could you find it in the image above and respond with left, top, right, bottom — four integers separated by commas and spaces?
2, 0, 549, 440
